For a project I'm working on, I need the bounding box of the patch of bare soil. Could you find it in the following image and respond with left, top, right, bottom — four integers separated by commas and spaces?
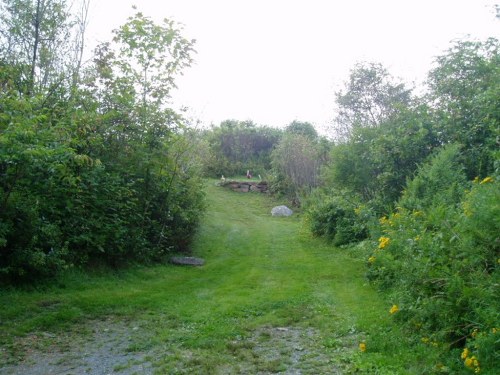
0, 319, 155, 375
1, 322, 359, 374
225, 326, 358, 374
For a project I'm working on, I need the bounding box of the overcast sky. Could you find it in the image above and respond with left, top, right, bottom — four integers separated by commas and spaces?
85, 0, 499, 131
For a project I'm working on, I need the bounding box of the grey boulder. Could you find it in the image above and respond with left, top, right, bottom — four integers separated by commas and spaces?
271, 205, 293, 217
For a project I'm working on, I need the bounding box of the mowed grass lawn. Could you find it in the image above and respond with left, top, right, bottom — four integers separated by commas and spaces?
0, 181, 434, 373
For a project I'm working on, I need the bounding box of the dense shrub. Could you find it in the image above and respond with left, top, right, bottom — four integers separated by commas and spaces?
366, 146, 499, 373
0, 10, 205, 283
203, 120, 281, 178
305, 191, 369, 246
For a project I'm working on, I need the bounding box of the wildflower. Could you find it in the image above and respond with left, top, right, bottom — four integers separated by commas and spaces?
472, 357, 479, 368
461, 348, 470, 360
463, 353, 481, 373
359, 342, 366, 352
414, 235, 420, 241
368, 256, 376, 264
389, 304, 399, 314
471, 329, 478, 338
379, 216, 389, 225
465, 357, 473, 368
378, 236, 390, 249
492, 327, 498, 334
421, 337, 430, 344
480, 176, 493, 184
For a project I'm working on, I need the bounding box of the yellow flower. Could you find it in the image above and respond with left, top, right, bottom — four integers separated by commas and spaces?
471, 329, 478, 338
465, 357, 474, 368
378, 236, 390, 249
480, 176, 493, 184
359, 342, 366, 352
368, 256, 376, 264
461, 348, 470, 360
464, 355, 480, 371
389, 304, 399, 314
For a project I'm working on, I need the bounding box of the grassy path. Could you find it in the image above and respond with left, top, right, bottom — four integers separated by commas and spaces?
0, 182, 424, 374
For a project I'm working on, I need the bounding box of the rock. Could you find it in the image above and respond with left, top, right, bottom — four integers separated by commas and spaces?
170, 256, 205, 266
220, 180, 269, 193
271, 205, 293, 217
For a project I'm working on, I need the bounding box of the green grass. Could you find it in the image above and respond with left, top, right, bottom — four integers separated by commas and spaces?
0, 181, 439, 373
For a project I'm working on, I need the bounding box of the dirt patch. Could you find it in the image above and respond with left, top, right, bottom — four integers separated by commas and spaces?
1, 322, 360, 374
231, 326, 344, 374
0, 319, 155, 375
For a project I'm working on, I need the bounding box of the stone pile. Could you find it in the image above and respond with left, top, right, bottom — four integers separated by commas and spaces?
221, 180, 269, 193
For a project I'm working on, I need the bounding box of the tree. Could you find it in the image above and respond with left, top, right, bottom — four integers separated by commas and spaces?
270, 133, 327, 203
0, 7, 205, 282
0, 0, 89, 95
285, 120, 318, 139
203, 120, 282, 177
427, 38, 499, 179
333, 62, 412, 140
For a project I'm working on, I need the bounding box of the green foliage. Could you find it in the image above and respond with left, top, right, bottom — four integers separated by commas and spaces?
284, 120, 318, 139
0, 0, 84, 94
333, 62, 412, 139
366, 146, 499, 373
309, 39, 500, 373
324, 104, 438, 212
0, 8, 205, 283
305, 191, 369, 246
269, 121, 330, 202
399, 144, 467, 210
203, 120, 281, 177
428, 38, 499, 179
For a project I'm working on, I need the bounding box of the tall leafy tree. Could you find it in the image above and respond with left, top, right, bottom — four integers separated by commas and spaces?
427, 38, 499, 179
285, 120, 318, 139
333, 62, 412, 140
0, 0, 89, 95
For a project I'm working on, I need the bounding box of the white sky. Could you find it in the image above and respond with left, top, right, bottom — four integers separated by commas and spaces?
85, 0, 499, 131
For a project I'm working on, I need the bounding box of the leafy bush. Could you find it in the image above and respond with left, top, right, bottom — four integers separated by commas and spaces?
366, 146, 499, 373
203, 120, 281, 178
305, 192, 369, 246
0, 11, 205, 284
